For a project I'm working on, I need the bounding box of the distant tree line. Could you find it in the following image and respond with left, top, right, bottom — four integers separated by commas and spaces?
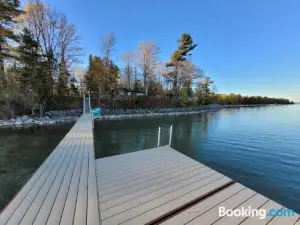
214, 94, 293, 105
0, 0, 293, 118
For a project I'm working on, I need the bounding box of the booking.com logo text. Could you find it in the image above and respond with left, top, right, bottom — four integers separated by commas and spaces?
219, 207, 295, 219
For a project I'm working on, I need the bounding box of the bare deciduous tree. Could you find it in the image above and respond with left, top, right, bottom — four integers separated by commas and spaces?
71, 66, 85, 96
161, 60, 203, 91
121, 52, 134, 88
134, 41, 160, 95
178, 60, 204, 88
100, 32, 116, 62
24, 0, 62, 96
58, 15, 82, 69
99, 32, 117, 91
57, 14, 82, 95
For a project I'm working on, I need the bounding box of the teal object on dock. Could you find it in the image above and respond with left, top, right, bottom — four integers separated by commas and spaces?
93, 108, 101, 118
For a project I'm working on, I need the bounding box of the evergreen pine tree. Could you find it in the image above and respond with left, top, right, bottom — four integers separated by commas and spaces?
84, 54, 93, 91
166, 34, 197, 100
56, 57, 69, 96
18, 28, 42, 91
0, 0, 23, 86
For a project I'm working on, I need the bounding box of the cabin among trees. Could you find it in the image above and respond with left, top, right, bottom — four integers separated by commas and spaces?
120, 88, 145, 97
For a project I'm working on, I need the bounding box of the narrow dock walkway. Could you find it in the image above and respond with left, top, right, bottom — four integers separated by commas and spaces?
0, 114, 99, 225
96, 146, 300, 225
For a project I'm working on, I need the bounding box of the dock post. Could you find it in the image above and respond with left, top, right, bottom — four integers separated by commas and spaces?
89, 94, 94, 128
157, 127, 161, 147
169, 125, 173, 146
83, 95, 86, 114
88, 93, 91, 114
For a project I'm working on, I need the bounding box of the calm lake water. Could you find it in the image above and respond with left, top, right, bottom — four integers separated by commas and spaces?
94, 104, 300, 213
0, 123, 74, 210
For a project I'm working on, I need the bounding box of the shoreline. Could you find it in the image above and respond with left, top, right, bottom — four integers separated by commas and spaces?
97, 104, 289, 120
0, 104, 291, 128
0, 116, 79, 129
98, 108, 219, 120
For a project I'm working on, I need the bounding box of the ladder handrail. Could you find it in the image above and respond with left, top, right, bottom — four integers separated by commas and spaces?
83, 95, 86, 114
83, 94, 92, 115
88, 93, 92, 114
157, 125, 173, 147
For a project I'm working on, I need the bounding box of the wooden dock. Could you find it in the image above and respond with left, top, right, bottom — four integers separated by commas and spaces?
96, 146, 300, 225
1, 111, 299, 224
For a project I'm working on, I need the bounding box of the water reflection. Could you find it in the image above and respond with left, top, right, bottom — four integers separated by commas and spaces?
94, 105, 300, 213
94, 112, 215, 158
0, 123, 74, 210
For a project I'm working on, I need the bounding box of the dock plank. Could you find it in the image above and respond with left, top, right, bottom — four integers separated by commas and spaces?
98, 162, 205, 203
96, 150, 181, 176
100, 166, 210, 210
87, 151, 100, 225
213, 193, 269, 225
59, 133, 85, 225
98, 160, 202, 198
121, 177, 233, 225
185, 187, 256, 224
101, 170, 218, 220
268, 208, 300, 225
74, 146, 89, 225
161, 183, 246, 225
97, 155, 193, 188
34, 133, 80, 225
240, 200, 283, 225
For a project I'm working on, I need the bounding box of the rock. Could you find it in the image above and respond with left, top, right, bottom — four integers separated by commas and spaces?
22, 115, 30, 120
0, 109, 83, 128
36, 121, 45, 125
23, 118, 34, 124
15, 119, 24, 125
0, 120, 11, 126
47, 120, 56, 125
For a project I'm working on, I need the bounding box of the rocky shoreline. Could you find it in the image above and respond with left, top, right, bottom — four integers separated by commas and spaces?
0, 106, 221, 128
98, 105, 222, 120
0, 104, 272, 128
0, 109, 82, 128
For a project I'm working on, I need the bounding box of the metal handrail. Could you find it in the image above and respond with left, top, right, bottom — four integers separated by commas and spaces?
157, 125, 173, 147
83, 95, 86, 114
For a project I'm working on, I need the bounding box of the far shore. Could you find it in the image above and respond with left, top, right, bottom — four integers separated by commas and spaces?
97, 104, 290, 120
0, 104, 294, 128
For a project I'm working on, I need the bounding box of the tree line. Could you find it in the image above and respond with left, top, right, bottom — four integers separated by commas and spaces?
0, 0, 293, 118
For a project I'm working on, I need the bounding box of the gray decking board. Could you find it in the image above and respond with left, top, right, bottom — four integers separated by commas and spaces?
96, 146, 234, 225
98, 159, 202, 196
100, 170, 219, 220
185, 187, 258, 225
267, 208, 300, 225
161, 177, 300, 225
97, 153, 194, 187
0, 114, 100, 225
99, 166, 210, 210
96, 146, 299, 225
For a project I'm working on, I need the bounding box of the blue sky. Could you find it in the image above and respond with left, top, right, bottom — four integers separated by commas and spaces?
42, 0, 299, 101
